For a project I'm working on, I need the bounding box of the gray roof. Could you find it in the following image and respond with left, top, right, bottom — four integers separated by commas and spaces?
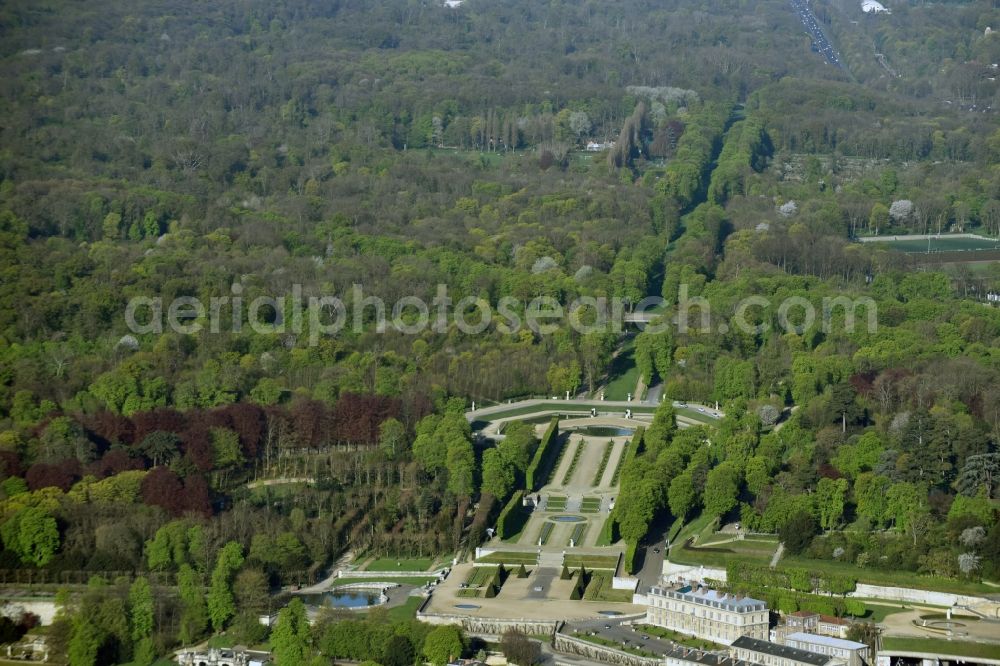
731, 637, 831, 666
651, 584, 767, 612
786, 632, 868, 650
663, 646, 752, 666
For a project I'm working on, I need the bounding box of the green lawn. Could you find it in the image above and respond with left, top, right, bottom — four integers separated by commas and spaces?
666, 515, 719, 557
604, 340, 640, 401
667, 522, 775, 568
942, 259, 1000, 274
583, 571, 633, 602
668, 543, 772, 568
383, 596, 424, 621
875, 236, 1000, 253
863, 603, 911, 622
365, 557, 434, 572
564, 554, 621, 570
476, 551, 538, 565
698, 533, 777, 548
207, 635, 236, 648
580, 497, 602, 513
465, 566, 499, 587
669, 542, 998, 596
881, 637, 1000, 658
546, 496, 568, 511
669, 512, 716, 547
665, 530, 1000, 602
673, 407, 718, 425
780, 555, 999, 596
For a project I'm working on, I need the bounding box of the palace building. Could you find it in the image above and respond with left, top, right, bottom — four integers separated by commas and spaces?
646, 583, 770, 645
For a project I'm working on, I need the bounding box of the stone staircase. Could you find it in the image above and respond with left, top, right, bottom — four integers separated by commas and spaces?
538, 551, 563, 570
963, 602, 1000, 622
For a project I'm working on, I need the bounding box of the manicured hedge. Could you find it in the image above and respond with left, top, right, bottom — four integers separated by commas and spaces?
624, 541, 639, 575
496, 490, 526, 539
525, 417, 560, 491
726, 562, 866, 619
739, 585, 862, 618
617, 428, 644, 478
596, 516, 618, 547
611, 428, 645, 568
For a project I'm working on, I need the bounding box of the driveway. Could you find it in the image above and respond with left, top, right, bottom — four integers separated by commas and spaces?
635, 539, 666, 592
528, 569, 558, 599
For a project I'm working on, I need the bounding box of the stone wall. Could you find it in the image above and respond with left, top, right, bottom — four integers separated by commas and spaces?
552, 633, 661, 666
662, 562, 727, 584
339, 569, 445, 579
849, 583, 988, 608
613, 576, 638, 591
416, 612, 559, 637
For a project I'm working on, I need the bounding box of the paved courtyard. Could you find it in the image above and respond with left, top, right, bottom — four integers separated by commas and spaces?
423, 561, 643, 621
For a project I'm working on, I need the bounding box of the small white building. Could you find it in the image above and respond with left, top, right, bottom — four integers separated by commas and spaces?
785, 632, 869, 666
174, 646, 271, 666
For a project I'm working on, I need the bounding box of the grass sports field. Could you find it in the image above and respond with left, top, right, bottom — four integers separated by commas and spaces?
871, 235, 1000, 253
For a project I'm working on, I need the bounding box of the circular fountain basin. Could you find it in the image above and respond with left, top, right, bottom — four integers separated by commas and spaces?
925, 620, 967, 630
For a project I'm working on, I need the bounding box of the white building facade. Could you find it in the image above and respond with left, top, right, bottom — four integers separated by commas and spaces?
646, 584, 769, 645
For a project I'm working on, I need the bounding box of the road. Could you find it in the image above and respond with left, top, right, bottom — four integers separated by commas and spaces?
635, 537, 667, 592
467, 398, 722, 421
770, 543, 785, 569
789, 0, 843, 68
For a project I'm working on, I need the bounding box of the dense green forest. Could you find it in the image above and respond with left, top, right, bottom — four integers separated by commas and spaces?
1, 0, 1000, 663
